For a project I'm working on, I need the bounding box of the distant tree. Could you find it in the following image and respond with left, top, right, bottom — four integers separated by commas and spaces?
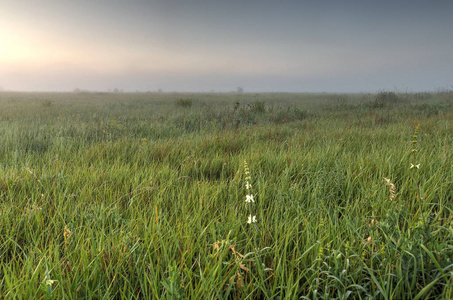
236, 86, 244, 93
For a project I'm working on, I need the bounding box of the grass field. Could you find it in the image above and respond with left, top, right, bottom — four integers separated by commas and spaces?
0, 91, 452, 299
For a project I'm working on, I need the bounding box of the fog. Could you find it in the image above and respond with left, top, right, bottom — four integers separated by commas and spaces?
1, 0, 452, 92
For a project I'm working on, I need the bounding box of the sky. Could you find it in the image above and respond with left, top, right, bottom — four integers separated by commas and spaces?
0, 0, 452, 93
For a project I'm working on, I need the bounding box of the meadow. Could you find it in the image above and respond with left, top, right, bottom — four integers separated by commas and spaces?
0, 90, 452, 299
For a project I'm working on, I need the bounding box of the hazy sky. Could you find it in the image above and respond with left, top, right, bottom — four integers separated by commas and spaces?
1, 0, 452, 92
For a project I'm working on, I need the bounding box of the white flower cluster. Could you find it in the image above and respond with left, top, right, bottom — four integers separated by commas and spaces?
244, 160, 257, 224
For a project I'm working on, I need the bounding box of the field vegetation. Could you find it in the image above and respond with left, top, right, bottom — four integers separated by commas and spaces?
0, 91, 452, 299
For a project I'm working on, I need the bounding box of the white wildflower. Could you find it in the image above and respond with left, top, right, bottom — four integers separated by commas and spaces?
245, 194, 254, 203
410, 163, 420, 169
247, 215, 257, 224
245, 182, 252, 189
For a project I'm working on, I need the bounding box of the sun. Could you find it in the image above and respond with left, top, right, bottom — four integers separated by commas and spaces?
0, 25, 47, 69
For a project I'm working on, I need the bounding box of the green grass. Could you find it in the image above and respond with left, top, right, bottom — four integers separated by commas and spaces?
0, 91, 452, 299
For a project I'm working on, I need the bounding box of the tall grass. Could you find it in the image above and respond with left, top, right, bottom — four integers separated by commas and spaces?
0, 91, 452, 298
